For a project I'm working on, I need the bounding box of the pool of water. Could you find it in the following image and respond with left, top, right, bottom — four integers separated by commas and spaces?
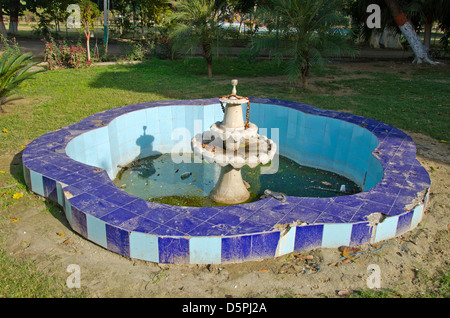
113, 153, 361, 207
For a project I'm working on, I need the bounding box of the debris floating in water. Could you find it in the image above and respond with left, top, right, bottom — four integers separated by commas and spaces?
180, 172, 192, 180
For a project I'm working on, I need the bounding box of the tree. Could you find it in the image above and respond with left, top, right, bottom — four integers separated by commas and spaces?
79, 0, 100, 62
384, 0, 438, 63
253, 0, 356, 89
403, 0, 450, 52
2, 0, 23, 35
349, 0, 443, 64
167, 0, 225, 78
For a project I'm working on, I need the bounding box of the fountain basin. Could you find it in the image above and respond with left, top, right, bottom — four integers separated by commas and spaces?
22, 98, 431, 264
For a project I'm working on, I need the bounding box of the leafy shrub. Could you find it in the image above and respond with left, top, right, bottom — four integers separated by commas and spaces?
0, 36, 42, 110
43, 38, 92, 70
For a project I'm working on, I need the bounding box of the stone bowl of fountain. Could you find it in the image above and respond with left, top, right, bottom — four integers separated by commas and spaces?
191, 80, 277, 205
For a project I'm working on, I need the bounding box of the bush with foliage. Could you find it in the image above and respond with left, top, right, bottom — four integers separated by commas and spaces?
43, 38, 92, 70
0, 36, 42, 111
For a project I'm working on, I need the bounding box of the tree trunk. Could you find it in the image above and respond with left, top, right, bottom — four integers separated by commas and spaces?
384, 0, 438, 64
423, 14, 433, 52
8, 0, 20, 35
0, 0, 7, 38
85, 32, 91, 61
202, 41, 213, 78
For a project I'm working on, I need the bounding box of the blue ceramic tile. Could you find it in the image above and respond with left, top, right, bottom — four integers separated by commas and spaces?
227, 219, 271, 235
103, 190, 138, 207
151, 225, 187, 236
164, 213, 203, 234
71, 206, 88, 237
207, 210, 248, 227
333, 196, 366, 209
349, 222, 373, 246
86, 214, 107, 247
89, 184, 123, 200
396, 210, 414, 236
323, 203, 358, 222
71, 178, 106, 192
221, 235, 252, 263
322, 223, 352, 247
158, 237, 189, 264
284, 205, 322, 224
84, 199, 120, 218
100, 208, 137, 227
106, 224, 130, 257
129, 232, 159, 262
299, 197, 332, 213
138, 205, 181, 224
314, 212, 348, 223
250, 231, 280, 260
69, 192, 99, 211
294, 224, 323, 251
189, 237, 222, 264
29, 170, 45, 196
275, 226, 296, 256
373, 215, 398, 243
43, 176, 57, 202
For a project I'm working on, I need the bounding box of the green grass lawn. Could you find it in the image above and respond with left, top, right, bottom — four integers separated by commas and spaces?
0, 57, 449, 297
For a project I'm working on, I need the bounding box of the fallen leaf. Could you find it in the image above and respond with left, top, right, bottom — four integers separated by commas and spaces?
294, 254, 314, 260
62, 239, 72, 245
10, 217, 19, 223
259, 269, 270, 273
12, 192, 24, 199
440, 140, 447, 143
342, 258, 352, 264
0, 171, 5, 174
57, 232, 65, 237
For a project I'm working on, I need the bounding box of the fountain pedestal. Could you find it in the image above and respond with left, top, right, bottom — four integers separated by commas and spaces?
191, 79, 277, 205
209, 165, 250, 204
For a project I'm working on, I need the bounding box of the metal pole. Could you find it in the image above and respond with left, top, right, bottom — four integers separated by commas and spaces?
103, 0, 109, 55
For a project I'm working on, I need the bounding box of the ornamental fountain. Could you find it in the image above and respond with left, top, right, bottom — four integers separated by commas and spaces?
191, 79, 277, 204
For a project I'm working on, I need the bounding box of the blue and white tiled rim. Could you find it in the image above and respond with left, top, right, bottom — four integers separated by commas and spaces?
22, 98, 431, 264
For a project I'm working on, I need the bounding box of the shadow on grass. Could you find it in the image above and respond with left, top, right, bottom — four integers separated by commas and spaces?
88, 58, 289, 100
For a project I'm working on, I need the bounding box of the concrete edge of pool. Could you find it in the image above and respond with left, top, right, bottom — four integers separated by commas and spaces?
22, 98, 431, 264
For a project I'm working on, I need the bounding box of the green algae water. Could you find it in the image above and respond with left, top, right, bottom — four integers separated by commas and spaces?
113, 153, 361, 207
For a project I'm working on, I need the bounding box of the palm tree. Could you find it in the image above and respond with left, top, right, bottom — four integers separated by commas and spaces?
252, 0, 356, 89
167, 0, 224, 78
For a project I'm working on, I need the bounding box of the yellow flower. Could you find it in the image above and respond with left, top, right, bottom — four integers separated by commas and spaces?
0, 171, 5, 174
12, 192, 24, 199
2, 128, 8, 133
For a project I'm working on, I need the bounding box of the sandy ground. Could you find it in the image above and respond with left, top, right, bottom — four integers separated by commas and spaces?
0, 62, 448, 299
